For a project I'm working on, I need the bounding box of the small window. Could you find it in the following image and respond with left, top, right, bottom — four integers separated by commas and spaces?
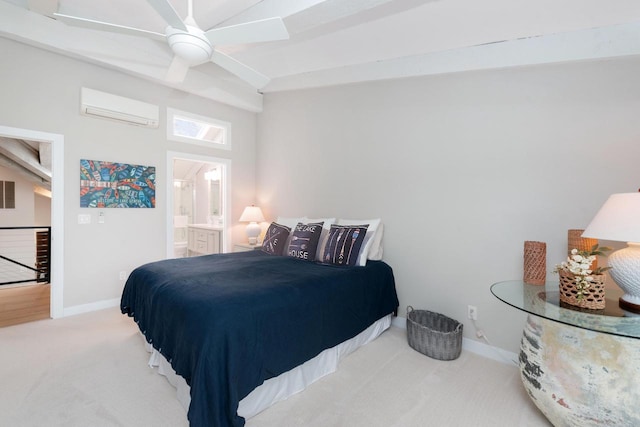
167, 108, 231, 150
0, 181, 15, 209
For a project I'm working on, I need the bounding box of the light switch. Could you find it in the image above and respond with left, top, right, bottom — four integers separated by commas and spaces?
78, 214, 91, 224
98, 211, 105, 224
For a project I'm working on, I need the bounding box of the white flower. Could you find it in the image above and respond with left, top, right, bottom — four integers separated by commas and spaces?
568, 266, 582, 275
554, 245, 612, 301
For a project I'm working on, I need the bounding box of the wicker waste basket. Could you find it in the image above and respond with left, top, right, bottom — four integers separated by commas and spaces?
406, 306, 463, 361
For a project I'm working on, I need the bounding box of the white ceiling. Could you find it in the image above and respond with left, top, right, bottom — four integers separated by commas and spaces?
1, 0, 640, 111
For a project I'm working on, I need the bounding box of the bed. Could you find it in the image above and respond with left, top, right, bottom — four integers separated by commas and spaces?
121, 250, 398, 427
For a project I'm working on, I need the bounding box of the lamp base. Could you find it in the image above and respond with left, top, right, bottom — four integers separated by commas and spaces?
619, 297, 640, 314
608, 242, 640, 314
245, 222, 261, 246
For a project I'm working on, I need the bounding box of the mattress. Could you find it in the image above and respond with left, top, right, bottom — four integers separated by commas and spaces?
144, 314, 392, 419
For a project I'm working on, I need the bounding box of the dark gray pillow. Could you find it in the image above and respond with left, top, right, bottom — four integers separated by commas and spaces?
322, 224, 369, 266
286, 222, 324, 261
261, 222, 291, 256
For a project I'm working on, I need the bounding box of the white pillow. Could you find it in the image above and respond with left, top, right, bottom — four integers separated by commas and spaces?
276, 216, 304, 248
275, 216, 304, 230
303, 217, 336, 226
336, 218, 382, 266
304, 217, 336, 261
368, 223, 384, 260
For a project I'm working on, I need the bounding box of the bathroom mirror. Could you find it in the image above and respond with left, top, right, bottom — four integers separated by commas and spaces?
172, 157, 227, 258
173, 159, 224, 225
204, 168, 221, 224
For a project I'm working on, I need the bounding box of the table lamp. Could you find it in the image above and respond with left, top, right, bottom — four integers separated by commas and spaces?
239, 205, 265, 245
582, 192, 640, 312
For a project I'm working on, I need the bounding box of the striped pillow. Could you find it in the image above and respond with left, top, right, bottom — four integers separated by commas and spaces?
322, 224, 369, 266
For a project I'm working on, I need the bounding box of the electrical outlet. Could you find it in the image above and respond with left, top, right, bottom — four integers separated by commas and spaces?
119, 271, 127, 281
467, 305, 478, 320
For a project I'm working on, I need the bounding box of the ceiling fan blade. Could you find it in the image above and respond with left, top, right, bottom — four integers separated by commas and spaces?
54, 13, 166, 41
211, 51, 270, 89
27, 0, 58, 16
166, 55, 191, 83
205, 17, 289, 46
146, 0, 188, 32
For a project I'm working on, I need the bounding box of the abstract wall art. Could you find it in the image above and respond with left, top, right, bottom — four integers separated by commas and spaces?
80, 159, 156, 208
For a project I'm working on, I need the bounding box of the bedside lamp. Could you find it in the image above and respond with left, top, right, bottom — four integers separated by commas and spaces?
582, 192, 640, 312
239, 205, 265, 245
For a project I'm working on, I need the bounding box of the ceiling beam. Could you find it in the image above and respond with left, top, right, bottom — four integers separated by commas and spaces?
198, 0, 264, 29
27, 0, 58, 16
219, 0, 429, 38
0, 137, 52, 182
219, 0, 330, 26
264, 21, 640, 92
283, 0, 428, 36
0, 155, 51, 191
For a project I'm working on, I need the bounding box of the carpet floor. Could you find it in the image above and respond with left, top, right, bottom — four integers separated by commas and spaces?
0, 308, 551, 427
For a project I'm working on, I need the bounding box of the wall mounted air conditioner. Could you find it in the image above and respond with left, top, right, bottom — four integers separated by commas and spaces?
80, 87, 159, 128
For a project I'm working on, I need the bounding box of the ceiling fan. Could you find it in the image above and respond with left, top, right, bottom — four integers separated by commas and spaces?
53, 0, 289, 89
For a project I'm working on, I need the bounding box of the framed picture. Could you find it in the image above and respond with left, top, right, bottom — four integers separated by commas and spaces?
80, 159, 155, 208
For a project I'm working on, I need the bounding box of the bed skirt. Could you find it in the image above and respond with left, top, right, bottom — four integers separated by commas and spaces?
143, 314, 392, 419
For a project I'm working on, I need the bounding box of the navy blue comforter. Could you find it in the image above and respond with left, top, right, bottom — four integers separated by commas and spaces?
121, 251, 398, 427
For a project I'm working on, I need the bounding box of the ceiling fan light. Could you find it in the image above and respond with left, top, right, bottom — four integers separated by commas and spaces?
166, 26, 212, 64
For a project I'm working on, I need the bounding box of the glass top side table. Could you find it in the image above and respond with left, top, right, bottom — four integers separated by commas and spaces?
491, 280, 640, 426
491, 280, 640, 340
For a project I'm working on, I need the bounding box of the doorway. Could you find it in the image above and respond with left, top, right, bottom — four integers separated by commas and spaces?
0, 125, 64, 320
166, 151, 231, 258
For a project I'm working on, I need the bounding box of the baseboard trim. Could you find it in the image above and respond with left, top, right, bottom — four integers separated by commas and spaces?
63, 298, 120, 317
461, 336, 519, 366
60, 307, 519, 365
392, 315, 518, 366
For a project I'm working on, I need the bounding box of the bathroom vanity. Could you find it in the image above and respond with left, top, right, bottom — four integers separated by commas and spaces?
187, 224, 222, 256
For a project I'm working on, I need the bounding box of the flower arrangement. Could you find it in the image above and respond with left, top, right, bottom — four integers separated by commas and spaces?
554, 244, 612, 300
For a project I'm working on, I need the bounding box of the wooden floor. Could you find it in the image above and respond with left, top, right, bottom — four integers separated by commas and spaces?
0, 284, 50, 328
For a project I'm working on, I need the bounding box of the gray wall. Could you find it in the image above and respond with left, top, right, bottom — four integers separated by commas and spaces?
0, 37, 258, 309
256, 57, 640, 353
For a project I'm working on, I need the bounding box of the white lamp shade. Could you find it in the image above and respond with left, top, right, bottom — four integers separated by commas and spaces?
239, 206, 265, 223
582, 193, 640, 243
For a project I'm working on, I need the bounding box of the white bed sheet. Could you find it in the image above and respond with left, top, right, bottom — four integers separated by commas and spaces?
143, 314, 392, 419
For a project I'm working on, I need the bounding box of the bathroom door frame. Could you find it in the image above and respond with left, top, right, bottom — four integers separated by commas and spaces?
166, 151, 231, 258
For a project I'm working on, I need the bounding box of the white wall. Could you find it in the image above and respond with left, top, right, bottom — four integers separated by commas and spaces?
256, 56, 640, 353
0, 37, 258, 310
33, 193, 51, 226
0, 167, 38, 278
0, 166, 35, 226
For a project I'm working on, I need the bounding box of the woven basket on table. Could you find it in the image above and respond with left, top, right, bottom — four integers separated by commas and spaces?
558, 269, 606, 310
406, 306, 463, 361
